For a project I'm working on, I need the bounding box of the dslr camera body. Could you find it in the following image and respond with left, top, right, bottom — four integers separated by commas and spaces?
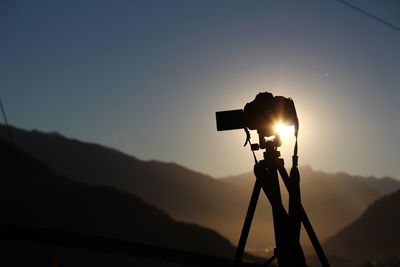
216, 92, 298, 139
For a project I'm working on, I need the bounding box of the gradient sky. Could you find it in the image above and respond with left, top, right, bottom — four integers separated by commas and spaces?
1, 0, 400, 179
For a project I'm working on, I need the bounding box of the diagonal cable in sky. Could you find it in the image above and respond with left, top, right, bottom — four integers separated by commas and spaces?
0, 97, 16, 146
335, 0, 400, 32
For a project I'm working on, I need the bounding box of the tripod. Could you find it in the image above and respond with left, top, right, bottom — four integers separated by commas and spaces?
234, 134, 330, 267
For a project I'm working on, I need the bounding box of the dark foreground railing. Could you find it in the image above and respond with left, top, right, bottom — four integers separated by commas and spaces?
0, 225, 261, 267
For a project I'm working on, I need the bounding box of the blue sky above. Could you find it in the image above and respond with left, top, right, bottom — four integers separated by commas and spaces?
1, 0, 400, 178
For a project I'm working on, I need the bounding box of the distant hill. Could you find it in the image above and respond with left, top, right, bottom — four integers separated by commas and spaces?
0, 138, 240, 260
222, 166, 400, 248
324, 189, 400, 261
1, 124, 399, 256
0, 124, 252, 249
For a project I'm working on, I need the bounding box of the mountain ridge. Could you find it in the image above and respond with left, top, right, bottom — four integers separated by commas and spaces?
1, 123, 399, 256
0, 137, 245, 261
324, 189, 400, 261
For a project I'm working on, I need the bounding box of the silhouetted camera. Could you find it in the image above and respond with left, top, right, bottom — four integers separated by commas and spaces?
216, 92, 298, 138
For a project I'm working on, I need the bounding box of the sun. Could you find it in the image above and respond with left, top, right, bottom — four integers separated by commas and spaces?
274, 123, 294, 139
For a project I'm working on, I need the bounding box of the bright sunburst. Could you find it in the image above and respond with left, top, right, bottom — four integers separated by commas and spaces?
275, 123, 294, 139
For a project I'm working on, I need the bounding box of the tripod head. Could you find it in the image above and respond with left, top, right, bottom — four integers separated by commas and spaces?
248, 130, 282, 150
245, 130, 282, 164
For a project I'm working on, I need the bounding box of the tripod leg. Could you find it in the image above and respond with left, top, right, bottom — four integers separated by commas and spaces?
277, 163, 330, 267
234, 178, 261, 264
254, 161, 294, 267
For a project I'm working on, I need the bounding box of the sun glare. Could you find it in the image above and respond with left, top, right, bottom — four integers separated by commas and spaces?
275, 123, 294, 139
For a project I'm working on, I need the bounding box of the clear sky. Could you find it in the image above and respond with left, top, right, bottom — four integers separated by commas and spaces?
1, 0, 400, 179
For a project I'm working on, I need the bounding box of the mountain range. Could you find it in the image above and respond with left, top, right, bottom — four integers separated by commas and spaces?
221, 167, 400, 251
324, 189, 400, 261
0, 138, 247, 266
1, 124, 400, 261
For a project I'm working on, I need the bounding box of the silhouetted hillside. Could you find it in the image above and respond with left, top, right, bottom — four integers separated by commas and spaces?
0, 138, 239, 260
0, 124, 251, 249
222, 166, 400, 248
324, 189, 400, 261
1, 124, 399, 256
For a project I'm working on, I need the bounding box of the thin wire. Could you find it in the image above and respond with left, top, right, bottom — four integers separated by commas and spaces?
0, 97, 16, 146
335, 0, 400, 32
0, 97, 40, 226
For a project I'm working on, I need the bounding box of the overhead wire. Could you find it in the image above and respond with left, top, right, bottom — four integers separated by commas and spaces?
0, 96, 39, 226
0, 97, 15, 146
335, 0, 400, 33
